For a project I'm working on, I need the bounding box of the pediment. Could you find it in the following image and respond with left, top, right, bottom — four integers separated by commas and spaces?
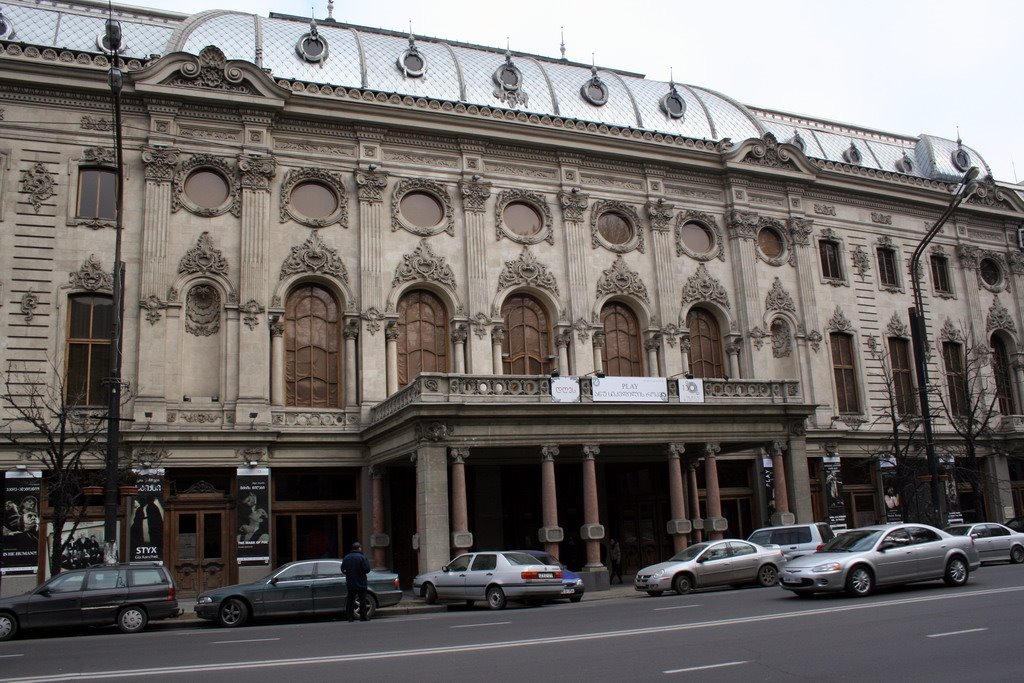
726, 133, 818, 178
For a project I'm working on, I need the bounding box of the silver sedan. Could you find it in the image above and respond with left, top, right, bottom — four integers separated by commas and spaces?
780, 523, 981, 597
413, 551, 564, 609
944, 523, 1024, 564
634, 540, 785, 596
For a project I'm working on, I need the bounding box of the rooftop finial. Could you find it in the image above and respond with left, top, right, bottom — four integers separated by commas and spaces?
956, 126, 962, 147
309, 9, 318, 36
327, 0, 334, 19
408, 21, 415, 48
669, 67, 675, 89
591, 53, 597, 77
560, 26, 566, 60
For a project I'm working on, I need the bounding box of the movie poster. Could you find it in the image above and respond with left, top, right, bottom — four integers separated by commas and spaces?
821, 456, 847, 530
48, 520, 117, 577
941, 455, 964, 525
129, 468, 165, 563
762, 457, 776, 519
2, 470, 42, 575
879, 457, 903, 524
236, 467, 270, 566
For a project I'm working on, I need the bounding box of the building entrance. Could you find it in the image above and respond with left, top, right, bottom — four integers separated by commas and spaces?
168, 509, 230, 596
606, 462, 672, 575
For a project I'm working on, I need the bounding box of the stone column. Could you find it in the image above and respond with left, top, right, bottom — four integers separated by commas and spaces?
460, 177, 492, 374
703, 443, 727, 539
985, 451, 1016, 522
592, 331, 605, 374
768, 440, 795, 525
725, 338, 742, 379
491, 326, 506, 375
786, 424, 814, 523
344, 318, 359, 407
369, 465, 389, 571
451, 324, 467, 375
355, 167, 389, 404
385, 322, 399, 395
1012, 354, 1024, 416
646, 198, 681, 377
539, 445, 563, 558
270, 317, 285, 406
645, 335, 661, 377
559, 189, 595, 373
555, 328, 572, 376
688, 459, 703, 543
580, 445, 608, 589
666, 444, 692, 552
414, 441, 450, 574
679, 333, 692, 376
449, 448, 473, 551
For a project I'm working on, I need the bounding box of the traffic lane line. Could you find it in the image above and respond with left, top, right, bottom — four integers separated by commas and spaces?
654, 604, 701, 611
664, 660, 748, 674
451, 621, 510, 629
926, 627, 988, 638
0, 655, 25, 659
211, 638, 281, 645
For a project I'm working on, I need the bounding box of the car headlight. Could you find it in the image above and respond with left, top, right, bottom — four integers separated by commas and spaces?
197, 596, 213, 604
575, 579, 583, 587
650, 569, 665, 579
811, 562, 842, 573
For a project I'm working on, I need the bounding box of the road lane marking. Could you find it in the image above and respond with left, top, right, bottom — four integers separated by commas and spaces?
211, 638, 281, 645
664, 661, 748, 674
926, 627, 988, 638
450, 622, 510, 629
654, 605, 701, 611
4, 585, 1022, 681
0, 655, 25, 659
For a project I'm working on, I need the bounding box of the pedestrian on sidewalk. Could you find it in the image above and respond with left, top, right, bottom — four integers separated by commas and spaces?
342, 541, 372, 622
608, 538, 623, 584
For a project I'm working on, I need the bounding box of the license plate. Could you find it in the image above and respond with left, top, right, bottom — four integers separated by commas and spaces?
782, 577, 801, 585
538, 572, 553, 578
561, 588, 574, 594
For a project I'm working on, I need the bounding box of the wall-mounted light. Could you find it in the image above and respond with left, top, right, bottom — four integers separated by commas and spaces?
248, 412, 258, 420
144, 411, 153, 418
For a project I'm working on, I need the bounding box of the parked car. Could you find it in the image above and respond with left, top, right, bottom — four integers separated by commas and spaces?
413, 551, 564, 609
780, 523, 981, 597
0, 563, 180, 642
634, 539, 785, 596
944, 523, 1024, 564
195, 559, 402, 627
747, 523, 835, 560
1005, 516, 1024, 533
511, 549, 584, 602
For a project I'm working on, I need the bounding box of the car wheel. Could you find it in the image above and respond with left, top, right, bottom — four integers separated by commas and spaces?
569, 595, 583, 603
218, 598, 250, 628
486, 586, 507, 610
423, 583, 438, 605
845, 565, 874, 597
356, 593, 378, 619
672, 573, 693, 595
1010, 545, 1024, 564
757, 565, 779, 587
0, 612, 17, 642
943, 556, 969, 587
646, 590, 663, 597
117, 606, 148, 634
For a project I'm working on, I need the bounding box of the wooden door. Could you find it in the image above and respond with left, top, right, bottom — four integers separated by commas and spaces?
170, 510, 230, 596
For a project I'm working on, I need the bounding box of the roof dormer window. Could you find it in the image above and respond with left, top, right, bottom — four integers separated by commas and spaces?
790, 132, 806, 152
398, 33, 426, 78
0, 9, 14, 41
842, 142, 862, 165
493, 50, 528, 108
951, 139, 972, 172
581, 65, 608, 106
895, 152, 913, 174
297, 20, 328, 63
660, 79, 686, 120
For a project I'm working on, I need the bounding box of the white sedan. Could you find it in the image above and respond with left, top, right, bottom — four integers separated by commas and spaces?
944, 523, 1024, 564
413, 551, 564, 609
635, 540, 785, 596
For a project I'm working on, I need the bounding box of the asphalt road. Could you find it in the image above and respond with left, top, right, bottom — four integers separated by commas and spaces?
2, 563, 1022, 681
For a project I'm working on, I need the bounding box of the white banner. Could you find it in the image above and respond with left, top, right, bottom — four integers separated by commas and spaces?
677, 377, 705, 403
591, 376, 668, 403
550, 377, 581, 403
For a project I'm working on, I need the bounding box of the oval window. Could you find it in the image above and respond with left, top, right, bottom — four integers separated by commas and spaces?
400, 191, 444, 228
680, 222, 713, 254
503, 202, 543, 237
980, 258, 1001, 286
758, 227, 783, 259
291, 181, 338, 220
597, 212, 634, 245
184, 170, 229, 210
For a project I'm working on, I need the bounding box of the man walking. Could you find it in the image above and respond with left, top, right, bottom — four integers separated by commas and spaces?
342, 541, 372, 622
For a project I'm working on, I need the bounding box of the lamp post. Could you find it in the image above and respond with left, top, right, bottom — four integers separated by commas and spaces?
908, 165, 979, 526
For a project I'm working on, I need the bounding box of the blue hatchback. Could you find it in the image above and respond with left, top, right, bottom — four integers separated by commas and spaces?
513, 550, 584, 603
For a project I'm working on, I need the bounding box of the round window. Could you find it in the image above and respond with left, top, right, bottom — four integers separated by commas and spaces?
401, 191, 444, 228
291, 181, 338, 220
757, 227, 783, 259
184, 170, 229, 210
661, 92, 686, 119
680, 222, 713, 254
980, 258, 1001, 286
503, 202, 543, 237
597, 212, 634, 245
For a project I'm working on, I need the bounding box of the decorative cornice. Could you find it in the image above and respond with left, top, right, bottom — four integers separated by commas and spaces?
279, 232, 348, 281
178, 232, 229, 276
69, 254, 112, 292
595, 256, 649, 303
966, 176, 1016, 210
170, 46, 252, 94
682, 263, 729, 309
739, 132, 801, 171
392, 238, 456, 289
497, 247, 559, 296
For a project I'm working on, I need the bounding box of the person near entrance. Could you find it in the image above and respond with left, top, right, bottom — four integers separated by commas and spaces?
608, 538, 623, 584
342, 541, 372, 622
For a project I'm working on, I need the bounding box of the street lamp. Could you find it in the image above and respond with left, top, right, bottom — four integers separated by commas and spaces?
908, 165, 980, 526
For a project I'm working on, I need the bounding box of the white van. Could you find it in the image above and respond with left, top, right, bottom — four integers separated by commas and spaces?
747, 523, 835, 560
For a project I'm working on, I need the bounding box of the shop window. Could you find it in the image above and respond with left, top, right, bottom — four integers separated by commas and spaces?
888, 337, 916, 415
66, 294, 113, 406
77, 168, 117, 219
991, 335, 1016, 415
830, 332, 860, 414
285, 285, 341, 408
600, 301, 643, 376
942, 341, 967, 416
686, 307, 724, 379
501, 293, 552, 375
397, 289, 449, 386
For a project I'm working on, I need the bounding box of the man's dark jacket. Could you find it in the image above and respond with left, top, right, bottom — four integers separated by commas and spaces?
341, 550, 371, 589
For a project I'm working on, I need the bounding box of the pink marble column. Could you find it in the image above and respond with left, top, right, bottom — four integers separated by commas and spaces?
581, 444, 604, 569
770, 440, 791, 515
449, 448, 472, 551
667, 443, 690, 552
369, 465, 388, 570
688, 460, 703, 543
704, 442, 725, 540
540, 444, 562, 559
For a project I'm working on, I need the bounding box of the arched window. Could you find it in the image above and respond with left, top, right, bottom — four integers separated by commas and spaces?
686, 308, 724, 378
601, 301, 643, 376
501, 293, 552, 375
66, 294, 113, 406
992, 335, 1016, 416
397, 289, 449, 386
285, 285, 340, 408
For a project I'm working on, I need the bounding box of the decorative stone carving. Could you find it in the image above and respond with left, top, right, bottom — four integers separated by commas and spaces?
280, 167, 347, 228
749, 326, 767, 350
1007, 251, 1024, 276
172, 45, 251, 94
271, 318, 285, 337
238, 154, 276, 191
362, 307, 384, 335
20, 162, 55, 213
185, 285, 221, 336
787, 217, 813, 247
141, 146, 179, 182
178, 232, 229, 276
645, 199, 674, 233
140, 295, 166, 325
966, 175, 1015, 210
940, 318, 964, 343
590, 199, 645, 253
450, 324, 468, 345
279, 232, 348, 281
19, 292, 39, 323
82, 147, 115, 166
727, 210, 758, 240
682, 263, 729, 309
470, 312, 490, 339
956, 245, 981, 270
240, 299, 265, 330
391, 178, 455, 236
492, 51, 528, 108
355, 168, 389, 202
393, 239, 456, 289
886, 312, 909, 338
495, 189, 553, 244
675, 210, 725, 261
807, 329, 823, 352
415, 421, 452, 442
765, 277, 795, 313
172, 154, 240, 217
69, 254, 112, 291
740, 132, 800, 170
595, 256, 649, 303
81, 115, 113, 131
851, 245, 870, 277
558, 189, 589, 222
179, 412, 220, 424
771, 319, 792, 358
987, 297, 1016, 334
661, 323, 680, 348
573, 317, 591, 342
870, 212, 892, 225
827, 306, 853, 333
814, 203, 836, 216
490, 325, 506, 344
460, 178, 492, 213
497, 247, 559, 296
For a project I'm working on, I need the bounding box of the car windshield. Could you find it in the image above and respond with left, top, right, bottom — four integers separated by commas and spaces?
670, 543, 710, 562
503, 552, 545, 566
822, 529, 883, 552
944, 526, 971, 536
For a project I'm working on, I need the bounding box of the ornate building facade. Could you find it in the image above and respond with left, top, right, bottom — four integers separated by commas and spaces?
2, 0, 1023, 594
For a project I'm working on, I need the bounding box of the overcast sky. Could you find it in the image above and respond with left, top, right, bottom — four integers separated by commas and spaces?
130, 0, 1024, 184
